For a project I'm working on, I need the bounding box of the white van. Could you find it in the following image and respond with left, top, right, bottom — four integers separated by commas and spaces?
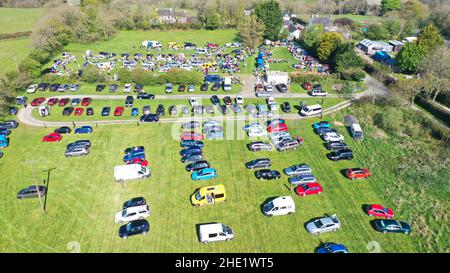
114, 164, 150, 182
300, 104, 322, 117
262, 196, 296, 216
196, 48, 208, 54
115, 205, 150, 224
309, 89, 328, 97
223, 77, 232, 91
198, 223, 234, 243
350, 123, 364, 140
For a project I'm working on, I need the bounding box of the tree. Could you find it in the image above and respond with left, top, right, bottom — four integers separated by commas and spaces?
417, 24, 444, 53
300, 25, 324, 52
205, 10, 220, 30
381, 0, 401, 15
396, 77, 423, 106
396, 43, 425, 73
366, 24, 392, 40
255, 0, 282, 40
238, 14, 265, 49
316, 32, 343, 62
419, 47, 450, 102
401, 0, 429, 22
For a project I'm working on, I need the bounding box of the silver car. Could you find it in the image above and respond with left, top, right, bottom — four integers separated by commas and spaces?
288, 174, 317, 186
283, 164, 312, 176
65, 147, 89, 158
306, 214, 341, 235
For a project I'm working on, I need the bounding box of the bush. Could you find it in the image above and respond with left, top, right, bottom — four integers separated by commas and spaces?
81, 65, 107, 83
415, 95, 450, 127
373, 107, 404, 133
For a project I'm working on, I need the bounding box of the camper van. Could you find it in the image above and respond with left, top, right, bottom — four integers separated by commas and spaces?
223, 77, 232, 91
300, 104, 322, 117
114, 164, 150, 182
262, 196, 296, 216
198, 223, 234, 243
350, 123, 364, 140
191, 185, 226, 206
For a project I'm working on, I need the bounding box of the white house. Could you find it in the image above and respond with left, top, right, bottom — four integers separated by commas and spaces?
357, 39, 393, 55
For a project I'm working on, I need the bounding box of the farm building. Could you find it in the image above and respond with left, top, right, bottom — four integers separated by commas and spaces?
308, 14, 337, 32
389, 40, 404, 52
357, 39, 393, 55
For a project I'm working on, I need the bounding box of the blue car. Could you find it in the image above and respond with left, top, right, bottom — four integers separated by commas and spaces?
206, 130, 224, 140
180, 140, 204, 148
0, 128, 11, 136
312, 121, 332, 130
123, 151, 146, 162
191, 168, 218, 181
131, 108, 139, 116
75, 126, 93, 134
316, 243, 349, 253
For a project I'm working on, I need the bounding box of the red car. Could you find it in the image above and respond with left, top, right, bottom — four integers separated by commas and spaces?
345, 168, 372, 180
58, 98, 70, 106
207, 43, 219, 48
127, 158, 149, 167
267, 123, 288, 133
181, 132, 204, 141
302, 82, 312, 90
366, 204, 394, 219
295, 182, 323, 197
47, 98, 59, 106
31, 97, 46, 106
42, 132, 62, 142
81, 97, 92, 106
74, 108, 84, 116
114, 106, 125, 116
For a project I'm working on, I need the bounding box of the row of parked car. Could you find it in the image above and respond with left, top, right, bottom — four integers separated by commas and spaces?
0, 120, 19, 158
26, 83, 80, 94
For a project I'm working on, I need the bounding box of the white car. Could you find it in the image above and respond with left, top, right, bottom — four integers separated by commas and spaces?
262, 196, 295, 216
26, 84, 38, 94
306, 214, 341, 235
199, 223, 234, 244
272, 136, 293, 146
189, 98, 199, 106
323, 132, 345, 142
124, 84, 132, 93
115, 205, 150, 224
243, 123, 263, 131
236, 94, 244, 104
265, 85, 273, 92
266, 96, 275, 105
180, 64, 193, 71
270, 131, 291, 140
248, 128, 267, 138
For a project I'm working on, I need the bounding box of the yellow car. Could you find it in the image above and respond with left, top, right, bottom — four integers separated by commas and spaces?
191, 184, 226, 206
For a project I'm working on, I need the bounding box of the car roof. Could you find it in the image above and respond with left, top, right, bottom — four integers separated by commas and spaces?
199, 223, 224, 234
272, 196, 294, 207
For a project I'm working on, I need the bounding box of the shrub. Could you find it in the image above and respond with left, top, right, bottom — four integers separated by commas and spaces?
373, 107, 404, 133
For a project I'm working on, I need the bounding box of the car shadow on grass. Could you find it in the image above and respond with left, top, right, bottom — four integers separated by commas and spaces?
339, 169, 349, 178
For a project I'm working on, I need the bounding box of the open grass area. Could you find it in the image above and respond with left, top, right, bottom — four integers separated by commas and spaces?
0, 8, 44, 34
0, 37, 32, 75
0, 112, 424, 252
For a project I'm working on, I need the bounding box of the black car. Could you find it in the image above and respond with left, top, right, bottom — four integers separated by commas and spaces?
210, 95, 220, 105
38, 82, 50, 91
281, 102, 291, 113
326, 141, 349, 151
275, 83, 288, 93
62, 107, 74, 116
49, 84, 60, 91
16, 185, 47, 200
124, 146, 145, 154
0, 128, 11, 136
101, 107, 111, 116
66, 140, 91, 149
9, 107, 18, 115
223, 96, 232, 105
182, 121, 200, 129
245, 158, 271, 170
211, 82, 221, 91
109, 84, 119, 92
218, 104, 229, 114
96, 84, 106, 92
200, 82, 209, 91
185, 160, 210, 172
134, 84, 144, 93
118, 219, 150, 239
327, 149, 353, 161
180, 140, 204, 148
180, 153, 203, 163
125, 96, 134, 107
156, 104, 165, 116
247, 141, 272, 152
86, 107, 94, 116
140, 114, 159, 123
123, 197, 146, 210
137, 93, 155, 100
180, 147, 203, 157
255, 169, 281, 180
54, 126, 72, 134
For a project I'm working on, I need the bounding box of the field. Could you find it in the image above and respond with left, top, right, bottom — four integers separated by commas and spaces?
0, 8, 44, 34
0, 38, 32, 75
0, 111, 425, 253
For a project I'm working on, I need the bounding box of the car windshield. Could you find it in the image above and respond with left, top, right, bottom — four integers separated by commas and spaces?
264, 201, 274, 211
314, 220, 323, 228
195, 192, 204, 201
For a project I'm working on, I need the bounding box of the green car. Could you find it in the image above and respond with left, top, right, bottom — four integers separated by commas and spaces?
373, 219, 412, 234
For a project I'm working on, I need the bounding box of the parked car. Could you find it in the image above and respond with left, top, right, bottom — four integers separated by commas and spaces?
125, 96, 134, 107
223, 96, 232, 105
75, 126, 93, 134
66, 140, 91, 149
169, 105, 177, 116
188, 84, 195, 92
180, 140, 204, 148
328, 149, 353, 161
247, 141, 272, 152
58, 98, 70, 106
156, 104, 165, 116
178, 84, 186, 92
281, 102, 291, 113
191, 168, 218, 181
65, 147, 89, 157
345, 168, 371, 180
295, 182, 323, 196
236, 94, 244, 104
302, 82, 312, 91
306, 214, 341, 235
0, 128, 11, 136
46, 98, 59, 106
26, 84, 38, 94
54, 126, 72, 134
182, 121, 200, 129
255, 169, 281, 180
323, 132, 345, 142
123, 151, 146, 162
118, 219, 150, 239
124, 146, 145, 154
134, 84, 144, 93
248, 128, 267, 138
96, 84, 106, 92
16, 185, 47, 200
181, 106, 190, 115
210, 95, 220, 105
181, 153, 203, 164
231, 104, 242, 113
326, 141, 349, 151
288, 174, 318, 186
246, 158, 271, 169
205, 105, 214, 114
198, 223, 234, 244
57, 84, 70, 92
180, 147, 203, 157
42, 132, 62, 142
276, 139, 300, 152
373, 219, 412, 234
137, 93, 155, 100
74, 108, 84, 116
313, 121, 332, 130
123, 197, 147, 210
142, 105, 151, 115
200, 82, 209, 91
366, 204, 394, 219
109, 84, 119, 92
181, 132, 204, 140
140, 114, 159, 123
283, 164, 312, 176
114, 106, 125, 116
71, 98, 80, 106
101, 107, 111, 116
243, 123, 263, 131
31, 97, 46, 107
316, 243, 349, 253
211, 82, 221, 91
267, 123, 288, 133
49, 84, 60, 92
275, 83, 288, 93
262, 196, 296, 217
124, 83, 132, 93
165, 82, 172, 93
69, 84, 80, 92
115, 205, 150, 224
37, 82, 50, 91
186, 160, 210, 172
131, 107, 138, 116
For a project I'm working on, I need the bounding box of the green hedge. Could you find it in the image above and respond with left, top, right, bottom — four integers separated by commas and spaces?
415, 95, 450, 127
0, 31, 31, 40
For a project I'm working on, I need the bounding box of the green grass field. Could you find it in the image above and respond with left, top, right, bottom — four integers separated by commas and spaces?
0, 112, 425, 252
0, 8, 44, 34
0, 37, 32, 75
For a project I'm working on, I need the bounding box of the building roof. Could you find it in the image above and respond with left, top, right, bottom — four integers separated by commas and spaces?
388, 40, 404, 46
157, 8, 173, 17
288, 24, 300, 33
309, 15, 333, 28
366, 0, 382, 5
359, 39, 390, 47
